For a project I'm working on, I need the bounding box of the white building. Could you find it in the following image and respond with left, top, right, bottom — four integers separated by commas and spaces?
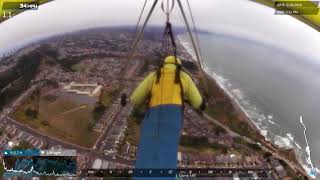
63, 82, 102, 97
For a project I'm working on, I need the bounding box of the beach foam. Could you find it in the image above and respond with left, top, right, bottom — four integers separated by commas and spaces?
178, 34, 317, 177
274, 135, 293, 148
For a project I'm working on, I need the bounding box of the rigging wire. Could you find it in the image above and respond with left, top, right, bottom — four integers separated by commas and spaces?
126, 0, 159, 66
135, 0, 148, 32
186, 0, 205, 68
176, 0, 209, 98
161, 0, 176, 57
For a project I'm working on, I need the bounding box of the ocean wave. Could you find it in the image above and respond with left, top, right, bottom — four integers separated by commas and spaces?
261, 130, 268, 137
231, 89, 244, 100
274, 135, 293, 148
208, 64, 282, 144
268, 119, 276, 125
295, 141, 302, 150
286, 133, 294, 142
178, 35, 317, 177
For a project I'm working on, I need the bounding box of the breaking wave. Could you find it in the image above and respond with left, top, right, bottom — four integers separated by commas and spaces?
177, 34, 317, 178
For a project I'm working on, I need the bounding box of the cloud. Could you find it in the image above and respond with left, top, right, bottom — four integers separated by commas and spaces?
0, 0, 319, 61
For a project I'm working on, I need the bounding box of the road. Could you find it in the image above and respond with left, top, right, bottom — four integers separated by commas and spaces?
94, 103, 122, 150
3, 116, 134, 166
203, 113, 311, 179
203, 113, 239, 138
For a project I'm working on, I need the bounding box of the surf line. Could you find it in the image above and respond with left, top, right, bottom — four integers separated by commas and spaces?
299, 115, 317, 177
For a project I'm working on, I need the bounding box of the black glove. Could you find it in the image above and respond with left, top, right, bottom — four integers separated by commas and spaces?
199, 99, 207, 111
121, 93, 127, 106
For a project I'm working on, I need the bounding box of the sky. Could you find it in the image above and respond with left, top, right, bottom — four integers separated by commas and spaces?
0, 0, 319, 62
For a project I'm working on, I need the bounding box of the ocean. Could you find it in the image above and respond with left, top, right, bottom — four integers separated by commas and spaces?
178, 32, 320, 177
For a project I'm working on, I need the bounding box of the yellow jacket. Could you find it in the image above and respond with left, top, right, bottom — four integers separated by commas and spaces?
130, 56, 203, 109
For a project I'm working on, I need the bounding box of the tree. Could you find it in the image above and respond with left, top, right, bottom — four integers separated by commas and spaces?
88, 121, 95, 131
0, 127, 4, 136
93, 102, 106, 118
0, 162, 4, 177
214, 125, 226, 136
263, 152, 272, 159
25, 107, 38, 118
41, 120, 50, 126
131, 105, 146, 125
180, 135, 210, 148
12, 140, 33, 150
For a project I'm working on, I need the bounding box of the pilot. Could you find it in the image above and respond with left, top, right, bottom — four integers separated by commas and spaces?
122, 55, 206, 179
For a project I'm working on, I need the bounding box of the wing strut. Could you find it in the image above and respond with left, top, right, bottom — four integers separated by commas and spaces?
176, 0, 209, 98
126, 0, 159, 65
135, 0, 149, 32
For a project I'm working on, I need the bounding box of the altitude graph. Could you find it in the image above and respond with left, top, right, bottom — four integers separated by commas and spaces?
3, 149, 77, 178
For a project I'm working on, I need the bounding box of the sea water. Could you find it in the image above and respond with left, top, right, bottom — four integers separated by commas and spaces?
179, 33, 320, 178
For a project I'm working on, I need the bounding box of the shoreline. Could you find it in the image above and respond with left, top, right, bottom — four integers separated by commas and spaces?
176, 36, 262, 135
205, 71, 312, 179
177, 38, 311, 179
203, 71, 277, 151
206, 74, 261, 133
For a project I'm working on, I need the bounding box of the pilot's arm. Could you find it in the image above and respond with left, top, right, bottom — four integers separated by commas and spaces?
182, 72, 206, 110
129, 72, 155, 106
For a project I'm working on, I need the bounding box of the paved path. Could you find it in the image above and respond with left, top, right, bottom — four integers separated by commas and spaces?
203, 113, 239, 138
202, 113, 310, 178
61, 105, 87, 115
3, 116, 134, 166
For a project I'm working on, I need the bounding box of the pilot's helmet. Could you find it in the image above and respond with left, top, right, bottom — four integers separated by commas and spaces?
164, 55, 182, 65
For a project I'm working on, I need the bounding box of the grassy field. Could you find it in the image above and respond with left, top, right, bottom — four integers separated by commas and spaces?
11, 92, 99, 148
71, 62, 86, 72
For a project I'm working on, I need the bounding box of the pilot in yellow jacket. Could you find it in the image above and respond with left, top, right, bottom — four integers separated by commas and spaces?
128, 56, 205, 179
